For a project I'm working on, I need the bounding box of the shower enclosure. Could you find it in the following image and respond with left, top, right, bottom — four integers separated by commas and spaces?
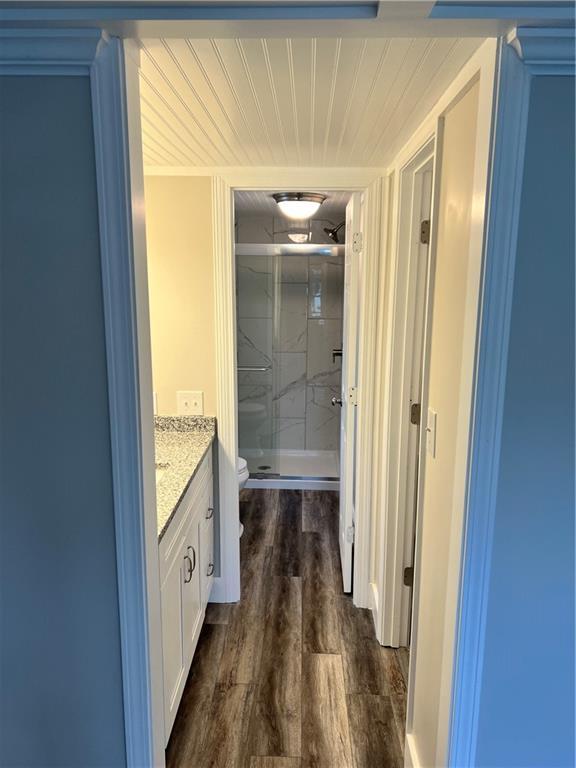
236, 242, 344, 488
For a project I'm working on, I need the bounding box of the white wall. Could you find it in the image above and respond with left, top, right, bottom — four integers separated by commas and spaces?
145, 175, 217, 416
410, 80, 480, 767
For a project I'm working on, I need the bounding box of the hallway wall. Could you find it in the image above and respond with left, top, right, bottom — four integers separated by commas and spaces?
0, 75, 126, 767
475, 73, 575, 768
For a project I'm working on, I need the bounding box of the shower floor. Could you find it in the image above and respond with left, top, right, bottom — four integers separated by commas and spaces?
243, 449, 339, 490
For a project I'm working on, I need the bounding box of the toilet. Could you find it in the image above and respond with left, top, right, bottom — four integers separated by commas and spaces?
237, 456, 249, 489
237, 457, 249, 538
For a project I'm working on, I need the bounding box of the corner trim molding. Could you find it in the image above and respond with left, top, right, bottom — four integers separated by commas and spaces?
0, 28, 103, 73
508, 26, 576, 73
449, 28, 575, 767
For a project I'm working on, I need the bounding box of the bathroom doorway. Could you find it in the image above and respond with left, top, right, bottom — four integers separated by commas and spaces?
234, 190, 354, 491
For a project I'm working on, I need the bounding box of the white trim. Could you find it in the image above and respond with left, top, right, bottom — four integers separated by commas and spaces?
376, 141, 435, 648
212, 171, 380, 606
211, 175, 241, 603
400, 37, 498, 767
448, 29, 575, 767
144, 166, 384, 188
353, 177, 385, 610
404, 733, 423, 768
91, 35, 164, 768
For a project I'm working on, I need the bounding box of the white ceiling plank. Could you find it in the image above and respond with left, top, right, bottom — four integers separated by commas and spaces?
139, 35, 484, 169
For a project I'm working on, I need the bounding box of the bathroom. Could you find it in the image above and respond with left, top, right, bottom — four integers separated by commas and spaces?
235, 190, 351, 490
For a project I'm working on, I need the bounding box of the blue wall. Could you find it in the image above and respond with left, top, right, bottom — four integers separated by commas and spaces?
0, 76, 126, 766
476, 75, 575, 767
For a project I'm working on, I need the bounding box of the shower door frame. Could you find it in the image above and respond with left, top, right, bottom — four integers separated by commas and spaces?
235, 240, 345, 491
211, 169, 384, 609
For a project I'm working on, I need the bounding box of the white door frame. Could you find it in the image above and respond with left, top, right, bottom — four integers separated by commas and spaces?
404, 39, 499, 767
375, 142, 435, 648
209, 169, 384, 607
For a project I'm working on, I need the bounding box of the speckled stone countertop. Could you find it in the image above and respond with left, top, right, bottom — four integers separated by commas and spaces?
155, 416, 216, 541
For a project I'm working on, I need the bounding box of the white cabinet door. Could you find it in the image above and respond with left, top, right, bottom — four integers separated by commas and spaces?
160, 536, 187, 739
181, 511, 202, 670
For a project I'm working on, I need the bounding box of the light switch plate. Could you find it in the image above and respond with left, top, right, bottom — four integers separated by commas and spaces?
177, 390, 204, 416
426, 408, 437, 457
153, 392, 158, 416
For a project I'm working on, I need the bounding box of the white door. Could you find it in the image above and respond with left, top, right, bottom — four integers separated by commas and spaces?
338, 193, 362, 593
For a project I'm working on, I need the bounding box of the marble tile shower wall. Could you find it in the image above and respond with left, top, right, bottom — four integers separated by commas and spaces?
236, 251, 343, 453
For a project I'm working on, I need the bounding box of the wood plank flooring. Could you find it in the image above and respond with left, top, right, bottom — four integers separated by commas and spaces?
166, 489, 408, 768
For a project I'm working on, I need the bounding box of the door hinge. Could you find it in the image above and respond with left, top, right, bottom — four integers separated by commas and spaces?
403, 566, 414, 587
420, 219, 431, 245
410, 402, 421, 425
348, 386, 358, 406
346, 524, 355, 544
352, 231, 363, 254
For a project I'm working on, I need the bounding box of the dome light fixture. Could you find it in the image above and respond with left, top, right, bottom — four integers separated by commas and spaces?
272, 192, 327, 220
288, 232, 310, 243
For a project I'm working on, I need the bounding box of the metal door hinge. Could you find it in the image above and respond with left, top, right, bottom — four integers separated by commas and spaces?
420, 219, 431, 245
410, 402, 421, 425
352, 232, 363, 254
346, 524, 355, 544
403, 566, 414, 587
348, 386, 358, 406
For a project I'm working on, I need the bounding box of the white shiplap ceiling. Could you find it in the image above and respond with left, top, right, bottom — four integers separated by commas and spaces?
139, 36, 483, 168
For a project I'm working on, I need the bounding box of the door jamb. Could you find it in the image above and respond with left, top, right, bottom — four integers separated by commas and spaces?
375, 142, 435, 648
210, 170, 383, 608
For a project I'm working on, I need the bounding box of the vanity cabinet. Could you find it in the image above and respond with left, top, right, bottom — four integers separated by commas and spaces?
158, 450, 214, 743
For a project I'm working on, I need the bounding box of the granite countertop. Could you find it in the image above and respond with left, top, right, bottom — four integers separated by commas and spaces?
155, 416, 216, 541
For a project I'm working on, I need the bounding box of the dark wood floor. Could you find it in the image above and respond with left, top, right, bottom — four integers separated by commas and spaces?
166, 489, 409, 768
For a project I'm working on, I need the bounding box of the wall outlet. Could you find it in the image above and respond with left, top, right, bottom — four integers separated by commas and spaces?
177, 390, 204, 416
153, 392, 158, 416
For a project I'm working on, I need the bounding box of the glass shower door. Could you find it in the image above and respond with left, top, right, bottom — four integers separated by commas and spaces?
236, 243, 344, 482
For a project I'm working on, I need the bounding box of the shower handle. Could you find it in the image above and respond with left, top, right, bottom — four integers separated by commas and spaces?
331, 396, 343, 407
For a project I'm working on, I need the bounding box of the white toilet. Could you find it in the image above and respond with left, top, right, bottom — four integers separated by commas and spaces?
237, 456, 249, 489
237, 457, 249, 538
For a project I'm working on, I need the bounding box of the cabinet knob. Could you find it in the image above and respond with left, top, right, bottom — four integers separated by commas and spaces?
206, 563, 214, 577
206, 506, 214, 520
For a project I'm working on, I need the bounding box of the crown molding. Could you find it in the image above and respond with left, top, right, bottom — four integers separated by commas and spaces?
508, 26, 576, 73
0, 28, 104, 74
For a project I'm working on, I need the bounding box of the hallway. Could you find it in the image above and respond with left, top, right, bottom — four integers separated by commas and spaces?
166, 489, 408, 767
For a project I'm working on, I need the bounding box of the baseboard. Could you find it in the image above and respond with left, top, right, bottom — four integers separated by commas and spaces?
208, 576, 227, 603
370, 581, 379, 613
405, 733, 422, 768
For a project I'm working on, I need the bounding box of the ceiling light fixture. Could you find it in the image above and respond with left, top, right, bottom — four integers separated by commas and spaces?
272, 192, 327, 220
288, 233, 309, 243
